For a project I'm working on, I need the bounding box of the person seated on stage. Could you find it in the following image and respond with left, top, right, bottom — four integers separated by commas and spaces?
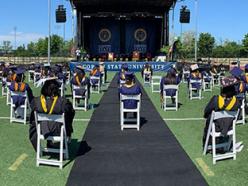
188, 64, 202, 89
29, 78, 75, 151
119, 72, 141, 117
118, 63, 128, 85
89, 64, 101, 87
202, 76, 241, 148
9, 68, 34, 118
71, 66, 91, 99
160, 68, 181, 104
141, 63, 153, 82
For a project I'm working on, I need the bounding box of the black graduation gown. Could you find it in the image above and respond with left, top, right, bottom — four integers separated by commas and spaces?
202, 95, 241, 147
29, 96, 75, 151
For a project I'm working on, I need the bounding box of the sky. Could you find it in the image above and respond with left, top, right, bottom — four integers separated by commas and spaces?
0, 0, 247, 47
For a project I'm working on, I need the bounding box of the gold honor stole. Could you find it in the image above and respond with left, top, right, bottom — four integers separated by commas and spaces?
40, 95, 58, 114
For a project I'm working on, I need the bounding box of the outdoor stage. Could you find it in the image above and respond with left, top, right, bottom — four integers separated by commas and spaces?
69, 61, 175, 72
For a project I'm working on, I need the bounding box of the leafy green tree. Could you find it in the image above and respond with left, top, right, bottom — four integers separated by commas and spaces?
198, 33, 215, 58
2, 41, 12, 54
242, 33, 248, 56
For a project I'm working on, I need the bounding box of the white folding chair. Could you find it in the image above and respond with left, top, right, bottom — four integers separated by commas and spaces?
183, 70, 190, 83
34, 72, 41, 87
58, 80, 65, 97
236, 98, 245, 125
119, 79, 126, 88
28, 70, 34, 82
72, 85, 88, 111
203, 110, 239, 164
151, 76, 161, 93
189, 79, 202, 100
120, 94, 141, 131
0, 71, 3, 84
162, 85, 179, 111
34, 112, 69, 169
90, 76, 101, 94
6, 82, 11, 105
212, 73, 221, 87
10, 91, 29, 124
203, 76, 213, 92
101, 71, 105, 84
1, 78, 7, 96
143, 71, 152, 86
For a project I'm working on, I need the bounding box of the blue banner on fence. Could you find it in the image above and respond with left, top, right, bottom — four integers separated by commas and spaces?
69, 61, 175, 72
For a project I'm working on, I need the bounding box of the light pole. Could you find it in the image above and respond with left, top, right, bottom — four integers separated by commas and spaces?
194, 0, 198, 62
48, 0, 51, 65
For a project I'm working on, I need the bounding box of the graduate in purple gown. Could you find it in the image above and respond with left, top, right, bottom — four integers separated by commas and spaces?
90, 64, 101, 86
188, 64, 202, 89
160, 68, 180, 103
119, 72, 141, 109
9, 68, 34, 118
118, 63, 128, 85
71, 66, 91, 99
141, 63, 153, 81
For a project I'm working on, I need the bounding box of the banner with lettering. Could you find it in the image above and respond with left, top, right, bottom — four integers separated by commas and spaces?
69, 61, 175, 72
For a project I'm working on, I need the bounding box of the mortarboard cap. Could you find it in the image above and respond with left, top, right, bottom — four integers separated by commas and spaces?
230, 67, 243, 78
221, 76, 237, 88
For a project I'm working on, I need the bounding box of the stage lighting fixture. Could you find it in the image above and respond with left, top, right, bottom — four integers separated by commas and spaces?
180, 6, 190, 23
56, 5, 66, 23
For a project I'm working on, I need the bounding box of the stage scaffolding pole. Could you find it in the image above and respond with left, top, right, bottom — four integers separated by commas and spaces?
194, 0, 198, 62
48, 0, 51, 65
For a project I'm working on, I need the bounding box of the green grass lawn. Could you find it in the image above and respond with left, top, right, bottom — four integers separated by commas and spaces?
136, 72, 248, 186
0, 72, 115, 186
1, 71, 248, 186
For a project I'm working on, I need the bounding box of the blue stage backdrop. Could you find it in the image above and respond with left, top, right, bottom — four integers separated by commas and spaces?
89, 19, 120, 55
84, 18, 162, 56
69, 61, 175, 72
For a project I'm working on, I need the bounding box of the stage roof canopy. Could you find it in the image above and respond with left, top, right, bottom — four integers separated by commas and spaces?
71, 0, 176, 14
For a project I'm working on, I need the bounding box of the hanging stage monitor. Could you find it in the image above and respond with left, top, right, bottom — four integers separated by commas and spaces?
56, 5, 66, 23
180, 7, 190, 23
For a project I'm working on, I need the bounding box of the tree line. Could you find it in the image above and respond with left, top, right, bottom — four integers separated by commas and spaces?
166, 32, 248, 59
1, 33, 248, 59
0, 35, 74, 57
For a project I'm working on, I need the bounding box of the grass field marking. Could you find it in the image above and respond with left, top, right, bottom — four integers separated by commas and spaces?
195, 158, 214, 177
164, 118, 205, 121
8, 153, 28, 171
74, 119, 90, 122
0, 117, 9, 119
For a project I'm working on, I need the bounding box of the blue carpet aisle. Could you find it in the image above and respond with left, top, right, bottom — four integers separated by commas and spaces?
67, 75, 207, 186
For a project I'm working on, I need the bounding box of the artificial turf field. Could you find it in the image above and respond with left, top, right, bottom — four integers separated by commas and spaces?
0, 71, 248, 186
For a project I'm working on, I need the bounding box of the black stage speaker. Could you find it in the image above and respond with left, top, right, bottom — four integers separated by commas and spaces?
180, 7, 190, 23
56, 5, 66, 23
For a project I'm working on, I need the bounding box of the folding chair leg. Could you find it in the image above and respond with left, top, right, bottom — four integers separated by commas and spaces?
59, 129, 64, 169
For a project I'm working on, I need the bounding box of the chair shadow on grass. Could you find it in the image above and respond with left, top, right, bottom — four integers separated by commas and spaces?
64, 140, 92, 168
43, 139, 91, 168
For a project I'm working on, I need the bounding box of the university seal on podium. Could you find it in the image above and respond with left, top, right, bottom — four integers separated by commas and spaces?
99, 29, 111, 42
134, 28, 147, 42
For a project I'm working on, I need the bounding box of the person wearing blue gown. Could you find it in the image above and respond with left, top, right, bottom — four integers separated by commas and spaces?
141, 63, 153, 82
71, 66, 91, 99
241, 64, 248, 92
188, 64, 202, 89
119, 72, 141, 110
118, 63, 128, 85
160, 68, 180, 104
90, 64, 101, 87
8, 68, 34, 118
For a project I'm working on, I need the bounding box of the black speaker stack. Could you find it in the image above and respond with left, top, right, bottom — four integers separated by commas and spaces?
56, 5, 66, 23
180, 6, 190, 23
